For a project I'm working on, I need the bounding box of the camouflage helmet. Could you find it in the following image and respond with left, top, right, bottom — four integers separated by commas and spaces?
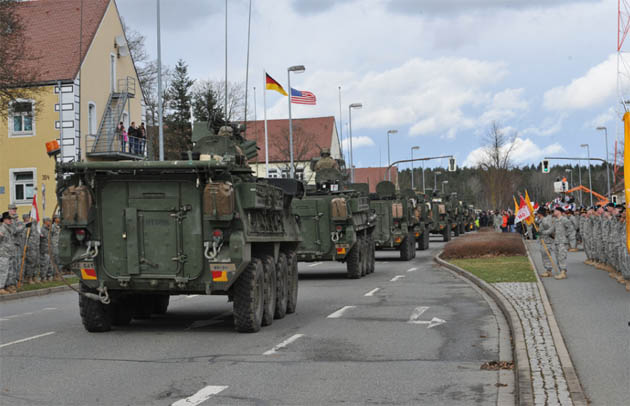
218, 126, 233, 137
321, 147, 331, 157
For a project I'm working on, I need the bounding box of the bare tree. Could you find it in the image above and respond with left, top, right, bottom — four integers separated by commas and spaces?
211, 80, 245, 123
0, 0, 43, 120
477, 122, 520, 209
269, 122, 321, 179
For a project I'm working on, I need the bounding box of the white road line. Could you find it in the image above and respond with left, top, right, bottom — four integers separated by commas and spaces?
364, 288, 380, 297
406, 267, 418, 273
263, 334, 304, 355
0, 307, 57, 321
0, 331, 55, 349
308, 262, 323, 267
327, 305, 356, 319
408, 306, 430, 322
171, 385, 228, 406
390, 275, 405, 282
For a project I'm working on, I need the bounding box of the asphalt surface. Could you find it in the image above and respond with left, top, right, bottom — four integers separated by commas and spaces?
1, 238, 509, 405
527, 241, 630, 406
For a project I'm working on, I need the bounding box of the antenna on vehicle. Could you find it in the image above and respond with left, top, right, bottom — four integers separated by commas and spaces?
242, 0, 253, 138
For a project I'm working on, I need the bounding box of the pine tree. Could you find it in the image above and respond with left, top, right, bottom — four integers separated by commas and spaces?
164, 59, 194, 159
192, 80, 225, 134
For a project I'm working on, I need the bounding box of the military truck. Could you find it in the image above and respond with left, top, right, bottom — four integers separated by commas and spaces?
370, 181, 416, 260
291, 155, 376, 279
411, 191, 432, 250
56, 126, 302, 333
428, 192, 452, 242
463, 204, 476, 232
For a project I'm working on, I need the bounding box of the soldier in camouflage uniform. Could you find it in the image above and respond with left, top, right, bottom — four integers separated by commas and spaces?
51, 215, 62, 279
542, 206, 571, 279
567, 210, 579, 252
314, 148, 339, 171
591, 206, 603, 265
598, 207, 613, 273
39, 217, 54, 282
0, 212, 14, 294
581, 208, 594, 264
535, 207, 554, 277
20, 214, 40, 284
6, 203, 25, 293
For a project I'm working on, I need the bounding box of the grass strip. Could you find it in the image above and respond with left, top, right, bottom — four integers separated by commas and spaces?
17, 277, 79, 292
449, 255, 536, 283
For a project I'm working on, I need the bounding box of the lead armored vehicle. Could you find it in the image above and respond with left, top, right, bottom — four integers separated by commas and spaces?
56, 125, 302, 333
291, 154, 375, 278
370, 181, 416, 260
429, 191, 452, 242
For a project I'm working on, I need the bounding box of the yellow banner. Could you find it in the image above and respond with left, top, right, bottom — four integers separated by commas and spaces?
524, 190, 535, 225
624, 112, 630, 253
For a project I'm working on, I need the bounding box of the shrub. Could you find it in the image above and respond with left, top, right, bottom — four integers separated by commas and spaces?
442, 232, 525, 259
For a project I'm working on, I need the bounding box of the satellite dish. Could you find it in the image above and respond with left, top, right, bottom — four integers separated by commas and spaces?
115, 35, 127, 47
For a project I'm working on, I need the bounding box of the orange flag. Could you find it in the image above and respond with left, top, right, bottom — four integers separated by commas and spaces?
623, 112, 630, 252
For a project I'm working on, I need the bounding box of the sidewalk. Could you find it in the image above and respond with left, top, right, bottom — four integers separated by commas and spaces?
526, 240, 630, 406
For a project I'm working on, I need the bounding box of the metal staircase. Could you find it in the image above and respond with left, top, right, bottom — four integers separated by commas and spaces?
87, 77, 142, 159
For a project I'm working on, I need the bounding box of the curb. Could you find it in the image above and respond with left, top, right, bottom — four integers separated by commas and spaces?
435, 253, 534, 406
523, 241, 588, 406
0, 283, 78, 302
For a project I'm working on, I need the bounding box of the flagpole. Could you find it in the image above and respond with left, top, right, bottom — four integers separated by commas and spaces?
263, 70, 269, 177
287, 71, 294, 178
338, 85, 343, 160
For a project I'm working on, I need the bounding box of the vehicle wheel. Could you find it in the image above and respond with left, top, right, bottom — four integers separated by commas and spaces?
443, 224, 451, 242
367, 235, 375, 274
400, 236, 411, 261
111, 295, 133, 326
274, 252, 288, 320
261, 255, 277, 326
285, 250, 299, 314
79, 283, 112, 332
423, 229, 430, 250
346, 239, 362, 279
454, 225, 460, 237
360, 237, 368, 277
233, 257, 264, 333
153, 295, 170, 315
133, 295, 154, 319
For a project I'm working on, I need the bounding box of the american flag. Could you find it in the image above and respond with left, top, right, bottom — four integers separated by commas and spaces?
290, 88, 317, 105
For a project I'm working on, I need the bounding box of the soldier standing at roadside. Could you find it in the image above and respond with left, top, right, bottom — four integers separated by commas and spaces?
6, 203, 25, 293
567, 210, 579, 252
39, 217, 53, 282
51, 215, 62, 278
582, 208, 594, 264
0, 212, 14, 294
542, 206, 572, 280
536, 207, 554, 277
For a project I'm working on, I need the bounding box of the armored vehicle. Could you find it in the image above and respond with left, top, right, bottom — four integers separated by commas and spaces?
428, 192, 452, 242
410, 191, 432, 250
56, 125, 302, 333
447, 195, 463, 237
370, 181, 416, 260
464, 204, 477, 231
291, 156, 375, 279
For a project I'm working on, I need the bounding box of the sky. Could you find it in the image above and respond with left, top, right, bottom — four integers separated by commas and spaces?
117, 0, 621, 170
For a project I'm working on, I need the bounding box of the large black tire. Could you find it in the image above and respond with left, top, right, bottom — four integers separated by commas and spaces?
79, 283, 112, 332
261, 255, 277, 326
153, 295, 170, 315
454, 224, 460, 237
423, 229, 430, 250
367, 235, 375, 274
360, 237, 368, 277
111, 295, 133, 326
274, 252, 288, 320
346, 240, 362, 279
285, 250, 298, 314
233, 258, 265, 333
400, 235, 412, 261
443, 224, 451, 242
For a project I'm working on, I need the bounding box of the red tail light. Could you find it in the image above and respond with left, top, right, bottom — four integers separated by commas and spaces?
75, 229, 86, 241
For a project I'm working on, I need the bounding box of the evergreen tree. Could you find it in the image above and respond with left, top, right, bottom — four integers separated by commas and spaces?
192, 80, 225, 134
164, 59, 194, 159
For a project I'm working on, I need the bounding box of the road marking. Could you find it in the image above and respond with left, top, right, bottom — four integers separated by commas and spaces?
406, 267, 418, 273
390, 275, 405, 282
0, 307, 57, 322
171, 385, 228, 406
263, 334, 304, 355
407, 306, 447, 328
186, 295, 199, 298
308, 262, 323, 267
364, 288, 380, 297
0, 331, 56, 349
327, 305, 356, 318
381, 261, 389, 264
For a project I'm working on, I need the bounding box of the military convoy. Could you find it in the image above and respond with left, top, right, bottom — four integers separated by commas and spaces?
291, 153, 376, 278
56, 126, 302, 333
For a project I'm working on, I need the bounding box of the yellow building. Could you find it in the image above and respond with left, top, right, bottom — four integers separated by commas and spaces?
0, 0, 145, 217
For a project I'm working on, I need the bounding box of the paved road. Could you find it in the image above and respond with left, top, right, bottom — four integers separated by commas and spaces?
527, 241, 630, 406
1, 239, 509, 405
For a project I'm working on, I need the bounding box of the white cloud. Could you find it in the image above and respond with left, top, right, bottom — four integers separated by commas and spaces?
522, 115, 565, 137
543, 54, 617, 111
342, 136, 375, 150
586, 107, 617, 129
463, 137, 566, 167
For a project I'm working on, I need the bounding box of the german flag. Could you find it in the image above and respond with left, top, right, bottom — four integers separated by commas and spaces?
266, 73, 288, 96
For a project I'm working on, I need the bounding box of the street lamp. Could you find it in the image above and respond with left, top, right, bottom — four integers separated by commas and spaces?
411, 146, 420, 190
596, 126, 611, 198
441, 180, 448, 193
287, 64, 305, 178
565, 168, 573, 188
434, 171, 442, 191
581, 144, 593, 207
348, 102, 362, 182
387, 130, 398, 181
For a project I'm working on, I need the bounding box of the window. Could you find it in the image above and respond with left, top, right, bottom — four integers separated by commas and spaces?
9, 101, 35, 137
10, 169, 36, 205
295, 167, 305, 181
88, 102, 96, 135
268, 168, 280, 178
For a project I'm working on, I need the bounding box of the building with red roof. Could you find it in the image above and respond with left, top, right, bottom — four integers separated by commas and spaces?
353, 167, 399, 193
